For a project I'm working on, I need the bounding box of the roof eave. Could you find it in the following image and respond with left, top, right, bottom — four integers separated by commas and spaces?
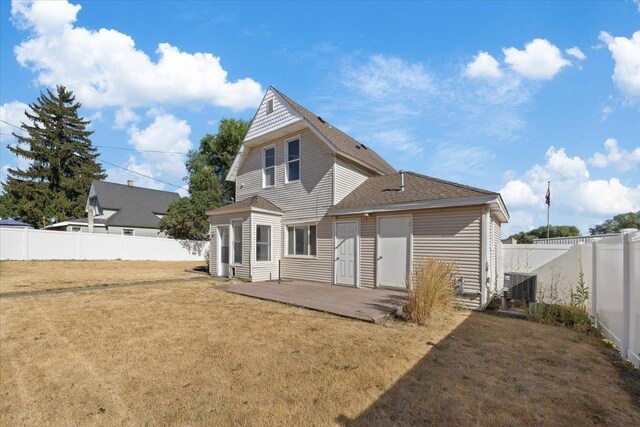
328, 195, 503, 216
206, 206, 284, 217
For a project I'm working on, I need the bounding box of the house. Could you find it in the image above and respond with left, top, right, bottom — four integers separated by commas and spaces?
206, 87, 509, 309
45, 180, 180, 237
0, 218, 34, 229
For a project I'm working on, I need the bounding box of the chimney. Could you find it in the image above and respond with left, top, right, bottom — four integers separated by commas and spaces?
127, 180, 133, 187
88, 206, 95, 233
399, 171, 405, 192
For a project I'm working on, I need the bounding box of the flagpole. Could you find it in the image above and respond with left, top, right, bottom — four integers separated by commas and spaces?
546, 181, 550, 240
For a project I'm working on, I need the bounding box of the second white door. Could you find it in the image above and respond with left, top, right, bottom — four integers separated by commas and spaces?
377, 216, 411, 288
335, 221, 357, 286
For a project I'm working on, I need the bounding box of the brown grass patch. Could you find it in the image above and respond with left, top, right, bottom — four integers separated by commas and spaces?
0, 263, 638, 425
0, 260, 205, 294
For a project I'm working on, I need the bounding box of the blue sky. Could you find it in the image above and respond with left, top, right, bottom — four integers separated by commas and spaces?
1, 0, 638, 235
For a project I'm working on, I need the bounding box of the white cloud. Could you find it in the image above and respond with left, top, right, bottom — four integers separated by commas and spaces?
465, 51, 503, 79
600, 104, 614, 121
590, 138, 640, 172
127, 112, 192, 177
503, 38, 571, 80
367, 130, 423, 156
0, 101, 29, 141
499, 180, 538, 209
105, 156, 167, 191
565, 47, 586, 61
343, 55, 432, 97
500, 145, 640, 234
11, 0, 263, 110
599, 31, 640, 101
113, 107, 140, 130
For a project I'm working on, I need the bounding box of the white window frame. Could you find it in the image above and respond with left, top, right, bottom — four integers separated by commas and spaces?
71, 226, 82, 233
230, 218, 243, 265
262, 144, 276, 189
266, 99, 274, 114
122, 228, 135, 236
285, 136, 301, 184
285, 222, 317, 258
255, 224, 272, 262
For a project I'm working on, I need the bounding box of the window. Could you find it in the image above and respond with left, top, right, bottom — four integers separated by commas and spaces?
256, 225, 271, 261
231, 219, 242, 264
286, 139, 300, 182
287, 225, 317, 256
123, 229, 134, 236
263, 146, 275, 188
71, 226, 81, 232
266, 99, 274, 114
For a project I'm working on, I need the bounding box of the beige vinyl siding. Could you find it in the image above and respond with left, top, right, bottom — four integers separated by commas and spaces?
281, 217, 333, 283
236, 128, 334, 221
334, 158, 370, 204
359, 215, 377, 288
244, 88, 302, 141
209, 213, 251, 280
251, 212, 282, 281
491, 214, 503, 292
412, 206, 483, 309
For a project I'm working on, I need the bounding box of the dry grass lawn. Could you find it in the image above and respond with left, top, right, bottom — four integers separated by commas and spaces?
1, 262, 638, 426
0, 260, 205, 294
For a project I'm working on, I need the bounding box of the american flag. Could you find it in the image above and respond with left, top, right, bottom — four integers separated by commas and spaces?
545, 182, 551, 206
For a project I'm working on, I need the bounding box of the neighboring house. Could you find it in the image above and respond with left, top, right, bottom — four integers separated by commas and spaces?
206, 87, 509, 309
0, 218, 34, 229
45, 180, 180, 237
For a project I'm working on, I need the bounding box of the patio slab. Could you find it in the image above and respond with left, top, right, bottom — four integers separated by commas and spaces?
222, 280, 407, 324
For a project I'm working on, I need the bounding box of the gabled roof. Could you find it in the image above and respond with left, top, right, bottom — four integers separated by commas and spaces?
270, 88, 396, 175
227, 87, 396, 181
328, 171, 509, 221
91, 181, 180, 229
206, 195, 284, 216
0, 218, 34, 228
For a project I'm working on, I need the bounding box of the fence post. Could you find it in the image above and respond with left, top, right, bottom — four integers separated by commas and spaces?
591, 240, 597, 325
622, 231, 632, 360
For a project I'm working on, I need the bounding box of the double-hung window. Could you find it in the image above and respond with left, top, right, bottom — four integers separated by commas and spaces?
256, 225, 271, 261
286, 138, 300, 182
263, 146, 275, 188
231, 219, 242, 265
287, 224, 317, 256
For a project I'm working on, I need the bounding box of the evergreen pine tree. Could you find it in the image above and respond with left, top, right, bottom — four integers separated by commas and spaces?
3, 85, 106, 227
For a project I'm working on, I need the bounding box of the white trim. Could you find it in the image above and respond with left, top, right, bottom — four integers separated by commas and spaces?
376, 214, 412, 289
44, 221, 106, 229
334, 219, 360, 287
255, 223, 272, 263
284, 135, 301, 184
332, 156, 337, 205
216, 225, 230, 277
329, 195, 507, 219
230, 218, 243, 266
480, 205, 490, 306
206, 206, 284, 217
262, 144, 276, 189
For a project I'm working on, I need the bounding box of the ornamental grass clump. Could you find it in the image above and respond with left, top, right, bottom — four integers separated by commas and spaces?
405, 257, 457, 325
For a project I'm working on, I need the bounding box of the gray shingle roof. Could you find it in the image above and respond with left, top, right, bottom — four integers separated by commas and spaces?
207, 195, 283, 216
271, 87, 397, 175
91, 181, 180, 229
328, 171, 497, 213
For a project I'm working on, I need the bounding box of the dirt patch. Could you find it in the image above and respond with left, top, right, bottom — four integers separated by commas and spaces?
0, 260, 206, 294
1, 270, 638, 426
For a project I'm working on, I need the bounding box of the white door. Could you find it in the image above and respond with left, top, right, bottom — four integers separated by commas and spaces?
218, 226, 229, 277
335, 221, 357, 286
377, 216, 411, 288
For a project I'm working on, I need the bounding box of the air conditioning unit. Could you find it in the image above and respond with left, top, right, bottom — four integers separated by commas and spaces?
503, 272, 537, 303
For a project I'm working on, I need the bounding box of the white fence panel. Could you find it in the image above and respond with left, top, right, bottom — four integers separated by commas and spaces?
502, 244, 572, 273
0, 228, 207, 261
595, 235, 624, 349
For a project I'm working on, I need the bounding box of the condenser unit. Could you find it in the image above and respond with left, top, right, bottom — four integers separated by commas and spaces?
503, 272, 537, 303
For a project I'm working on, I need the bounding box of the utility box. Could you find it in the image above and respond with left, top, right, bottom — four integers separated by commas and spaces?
504, 272, 537, 304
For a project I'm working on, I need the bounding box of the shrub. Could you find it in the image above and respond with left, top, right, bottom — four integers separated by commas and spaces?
532, 302, 592, 332
405, 257, 457, 325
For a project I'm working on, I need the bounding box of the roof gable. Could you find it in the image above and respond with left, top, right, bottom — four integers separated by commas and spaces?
227, 87, 396, 181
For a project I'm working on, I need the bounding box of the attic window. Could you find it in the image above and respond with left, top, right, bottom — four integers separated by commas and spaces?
266, 99, 274, 114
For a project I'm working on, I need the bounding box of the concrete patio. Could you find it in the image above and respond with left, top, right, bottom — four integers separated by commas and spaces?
223, 280, 407, 323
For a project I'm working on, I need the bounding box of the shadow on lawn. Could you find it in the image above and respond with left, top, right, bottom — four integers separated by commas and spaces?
336, 311, 639, 426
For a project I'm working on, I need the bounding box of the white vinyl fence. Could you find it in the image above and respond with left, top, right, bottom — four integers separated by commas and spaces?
0, 228, 207, 261
503, 230, 640, 367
